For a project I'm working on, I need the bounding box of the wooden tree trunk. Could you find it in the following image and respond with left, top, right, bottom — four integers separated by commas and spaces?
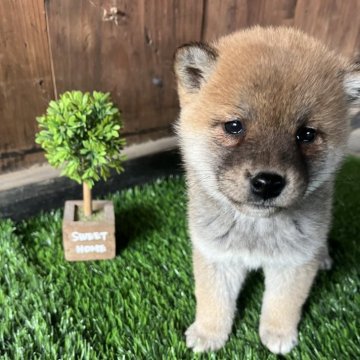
83, 182, 92, 217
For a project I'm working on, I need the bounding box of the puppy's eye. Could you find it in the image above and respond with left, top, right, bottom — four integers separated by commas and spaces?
224, 120, 243, 135
296, 127, 317, 143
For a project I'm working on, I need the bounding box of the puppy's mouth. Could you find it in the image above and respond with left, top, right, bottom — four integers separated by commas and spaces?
244, 204, 282, 217
235, 202, 283, 217
223, 192, 284, 217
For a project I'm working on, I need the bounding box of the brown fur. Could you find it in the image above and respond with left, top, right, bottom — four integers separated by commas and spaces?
174, 26, 359, 354
176, 27, 348, 141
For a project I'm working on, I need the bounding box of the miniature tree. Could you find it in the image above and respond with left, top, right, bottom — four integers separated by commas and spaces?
36, 91, 125, 217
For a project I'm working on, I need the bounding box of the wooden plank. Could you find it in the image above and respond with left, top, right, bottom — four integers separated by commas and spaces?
204, 0, 360, 56
0, 0, 54, 171
46, 0, 204, 144
202, 0, 247, 40
244, 0, 297, 27
294, 0, 360, 57
203, 0, 297, 41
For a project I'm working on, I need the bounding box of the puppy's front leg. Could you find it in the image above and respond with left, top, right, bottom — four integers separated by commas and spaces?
259, 261, 318, 355
186, 248, 247, 352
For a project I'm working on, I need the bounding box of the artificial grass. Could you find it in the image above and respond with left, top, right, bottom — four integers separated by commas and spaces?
0, 157, 359, 359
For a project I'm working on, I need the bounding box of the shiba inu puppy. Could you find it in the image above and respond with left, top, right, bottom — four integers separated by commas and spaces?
174, 27, 360, 354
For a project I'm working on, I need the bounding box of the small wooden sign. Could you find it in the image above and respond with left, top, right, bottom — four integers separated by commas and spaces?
62, 200, 116, 261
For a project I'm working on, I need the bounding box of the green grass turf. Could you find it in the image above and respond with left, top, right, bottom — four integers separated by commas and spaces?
0, 157, 359, 359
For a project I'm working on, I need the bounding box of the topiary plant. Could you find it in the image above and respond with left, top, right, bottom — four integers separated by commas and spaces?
36, 90, 125, 217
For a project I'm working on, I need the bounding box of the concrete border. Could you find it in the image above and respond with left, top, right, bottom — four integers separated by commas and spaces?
0, 136, 177, 192
0, 137, 181, 221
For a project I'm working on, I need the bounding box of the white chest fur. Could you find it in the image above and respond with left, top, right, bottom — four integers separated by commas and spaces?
191, 206, 327, 269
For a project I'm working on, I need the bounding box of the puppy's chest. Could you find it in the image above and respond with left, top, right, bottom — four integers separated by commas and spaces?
192, 207, 315, 267
197, 209, 293, 244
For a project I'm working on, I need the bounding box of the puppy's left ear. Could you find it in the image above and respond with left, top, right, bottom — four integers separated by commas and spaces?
174, 42, 218, 105
344, 60, 360, 115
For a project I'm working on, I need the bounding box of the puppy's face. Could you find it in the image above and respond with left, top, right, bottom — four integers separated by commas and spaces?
175, 28, 360, 216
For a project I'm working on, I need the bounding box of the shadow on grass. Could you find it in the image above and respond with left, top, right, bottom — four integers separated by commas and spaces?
236, 271, 264, 321
114, 203, 161, 255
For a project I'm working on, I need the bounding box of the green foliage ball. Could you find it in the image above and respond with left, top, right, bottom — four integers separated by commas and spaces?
36, 91, 126, 187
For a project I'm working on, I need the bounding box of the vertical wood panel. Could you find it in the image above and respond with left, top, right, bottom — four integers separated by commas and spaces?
202, 0, 248, 40
293, 0, 360, 57
46, 0, 204, 144
203, 0, 298, 41
246, 0, 297, 27
203, 0, 360, 59
0, 0, 54, 171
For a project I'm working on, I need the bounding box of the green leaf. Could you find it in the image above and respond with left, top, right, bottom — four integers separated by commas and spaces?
35, 90, 126, 185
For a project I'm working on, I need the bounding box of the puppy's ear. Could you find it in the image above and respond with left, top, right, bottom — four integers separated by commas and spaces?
174, 42, 218, 104
344, 60, 360, 115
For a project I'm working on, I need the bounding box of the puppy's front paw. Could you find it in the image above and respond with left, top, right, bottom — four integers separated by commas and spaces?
259, 323, 298, 355
185, 322, 228, 352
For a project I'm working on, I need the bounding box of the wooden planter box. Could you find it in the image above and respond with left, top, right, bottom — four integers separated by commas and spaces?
62, 200, 115, 261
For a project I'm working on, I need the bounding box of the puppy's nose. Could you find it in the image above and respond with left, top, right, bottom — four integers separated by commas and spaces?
250, 172, 285, 200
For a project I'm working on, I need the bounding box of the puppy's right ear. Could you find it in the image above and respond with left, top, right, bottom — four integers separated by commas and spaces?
174, 42, 218, 105
344, 59, 360, 115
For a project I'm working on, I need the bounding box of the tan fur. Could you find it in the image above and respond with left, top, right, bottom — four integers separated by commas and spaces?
174, 26, 359, 355
185, 248, 246, 351
259, 261, 318, 353
177, 28, 348, 144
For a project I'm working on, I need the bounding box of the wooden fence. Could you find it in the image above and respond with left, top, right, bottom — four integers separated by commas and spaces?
1, 0, 359, 172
